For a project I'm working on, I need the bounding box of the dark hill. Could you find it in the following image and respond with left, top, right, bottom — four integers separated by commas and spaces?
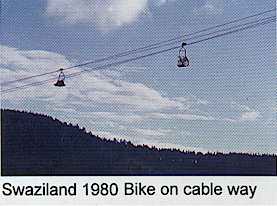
1, 109, 276, 176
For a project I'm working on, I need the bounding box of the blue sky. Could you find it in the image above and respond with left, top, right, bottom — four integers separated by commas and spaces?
1, 0, 276, 154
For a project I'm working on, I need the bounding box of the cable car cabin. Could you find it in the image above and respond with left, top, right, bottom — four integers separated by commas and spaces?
177, 56, 189, 67
177, 43, 189, 68
54, 69, 66, 87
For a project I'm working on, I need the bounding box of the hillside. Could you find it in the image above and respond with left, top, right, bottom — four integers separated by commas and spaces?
1, 109, 276, 176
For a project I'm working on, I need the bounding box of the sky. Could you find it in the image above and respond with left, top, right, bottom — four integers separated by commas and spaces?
0, 0, 276, 154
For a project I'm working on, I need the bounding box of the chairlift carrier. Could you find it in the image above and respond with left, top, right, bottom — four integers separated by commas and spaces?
177, 42, 189, 68
54, 68, 66, 87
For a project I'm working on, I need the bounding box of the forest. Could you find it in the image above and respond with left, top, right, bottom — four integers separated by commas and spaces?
1, 109, 276, 176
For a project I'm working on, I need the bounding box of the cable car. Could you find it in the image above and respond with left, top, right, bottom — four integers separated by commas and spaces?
54, 68, 66, 87
177, 42, 189, 68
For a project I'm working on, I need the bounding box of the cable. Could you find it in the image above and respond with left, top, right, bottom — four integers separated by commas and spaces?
189, 17, 276, 46
1, 16, 275, 94
2, 17, 275, 94
52, 8, 277, 71
1, 8, 275, 86
68, 16, 277, 77
134, 15, 276, 54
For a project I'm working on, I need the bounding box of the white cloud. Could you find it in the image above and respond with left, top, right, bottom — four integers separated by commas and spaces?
230, 101, 251, 111
154, 0, 176, 6
146, 112, 216, 121
46, 0, 149, 31
197, 99, 209, 105
71, 79, 184, 111
224, 101, 261, 122
0, 44, 219, 152
84, 112, 145, 124
132, 128, 172, 136
0, 45, 72, 86
1, 47, 261, 126
193, 0, 224, 16
45, 0, 178, 31
240, 111, 260, 121
89, 130, 130, 140
1, 45, 71, 72
1, 44, 184, 112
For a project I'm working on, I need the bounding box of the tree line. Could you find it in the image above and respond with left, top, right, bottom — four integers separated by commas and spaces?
1, 109, 276, 176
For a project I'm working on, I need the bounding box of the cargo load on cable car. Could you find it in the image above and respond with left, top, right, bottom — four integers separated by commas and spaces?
54, 68, 66, 87
177, 42, 189, 68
